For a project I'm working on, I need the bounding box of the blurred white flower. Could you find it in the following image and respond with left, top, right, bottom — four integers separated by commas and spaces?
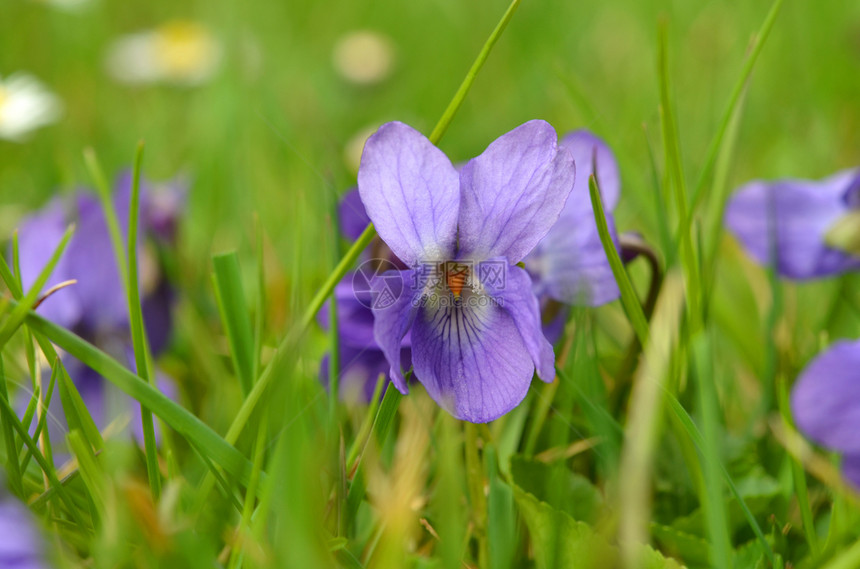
36, 0, 93, 11
0, 73, 62, 142
105, 21, 221, 86
332, 30, 395, 85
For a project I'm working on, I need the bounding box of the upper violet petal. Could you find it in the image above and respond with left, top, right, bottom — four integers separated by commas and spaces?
560, 130, 621, 210
458, 120, 576, 264
410, 295, 536, 423
791, 339, 860, 454
357, 122, 460, 265
725, 168, 860, 279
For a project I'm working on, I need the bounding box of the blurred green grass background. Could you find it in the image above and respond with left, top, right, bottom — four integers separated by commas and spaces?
3, 0, 858, 402
2, 0, 860, 566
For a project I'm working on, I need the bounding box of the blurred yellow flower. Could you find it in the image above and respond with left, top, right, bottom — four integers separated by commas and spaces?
332, 30, 395, 85
105, 21, 222, 86
0, 73, 62, 142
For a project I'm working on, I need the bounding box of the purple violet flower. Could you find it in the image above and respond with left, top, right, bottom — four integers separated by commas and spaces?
357, 120, 575, 422
318, 186, 414, 403
0, 493, 50, 569
319, 276, 412, 402
338, 188, 372, 242
524, 130, 621, 307
725, 168, 860, 279
14, 172, 183, 436
791, 339, 860, 488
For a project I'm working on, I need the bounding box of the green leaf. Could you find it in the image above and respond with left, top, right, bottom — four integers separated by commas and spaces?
510, 454, 603, 525
651, 523, 712, 566
513, 486, 683, 569
825, 212, 860, 256
670, 473, 781, 538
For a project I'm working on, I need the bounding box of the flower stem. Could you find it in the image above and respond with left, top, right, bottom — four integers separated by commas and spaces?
464, 422, 488, 568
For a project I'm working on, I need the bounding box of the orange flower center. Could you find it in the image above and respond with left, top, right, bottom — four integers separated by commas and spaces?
445, 263, 470, 299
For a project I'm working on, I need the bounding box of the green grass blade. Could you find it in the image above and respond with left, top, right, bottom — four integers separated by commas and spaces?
0, 391, 87, 528
345, 384, 402, 513
66, 429, 106, 519
228, 409, 268, 569
328, 226, 342, 428
216, 0, 523, 451
253, 222, 266, 385
657, 22, 702, 333
777, 375, 819, 556
427, 0, 521, 144
588, 174, 649, 346
0, 355, 25, 497
666, 395, 776, 565
691, 334, 732, 569
345, 373, 386, 468
688, 0, 786, 213
125, 142, 161, 499
212, 251, 256, 397
56, 357, 104, 452
83, 147, 130, 294
820, 536, 860, 569
19, 305, 257, 489
617, 271, 683, 567
19, 362, 61, 474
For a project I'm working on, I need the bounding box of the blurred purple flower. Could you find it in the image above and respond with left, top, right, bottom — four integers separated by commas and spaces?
791, 339, 860, 488
524, 130, 621, 308
357, 120, 574, 422
0, 494, 49, 569
14, 172, 184, 436
320, 187, 412, 401
337, 188, 371, 242
725, 168, 860, 279
319, 278, 412, 402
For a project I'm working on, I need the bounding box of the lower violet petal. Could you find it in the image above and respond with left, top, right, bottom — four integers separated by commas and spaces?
482, 262, 555, 382
411, 294, 536, 423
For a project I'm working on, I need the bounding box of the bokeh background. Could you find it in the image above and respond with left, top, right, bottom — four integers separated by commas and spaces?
3, 0, 858, 406
2, 0, 860, 566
